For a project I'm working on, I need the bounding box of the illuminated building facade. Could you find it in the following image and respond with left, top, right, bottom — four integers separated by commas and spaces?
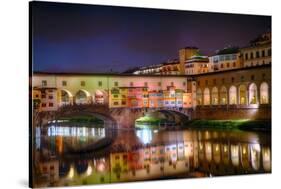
132, 59, 180, 75
184, 53, 210, 75
32, 74, 189, 111
208, 47, 242, 72
240, 32, 271, 67
194, 65, 271, 106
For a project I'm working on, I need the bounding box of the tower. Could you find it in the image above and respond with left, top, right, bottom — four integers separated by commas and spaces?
179, 47, 199, 74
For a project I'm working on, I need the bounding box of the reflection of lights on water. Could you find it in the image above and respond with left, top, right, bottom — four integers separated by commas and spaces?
47, 126, 105, 137
215, 145, 219, 152
243, 147, 246, 155
252, 143, 261, 152
224, 146, 228, 152
199, 143, 203, 150
136, 129, 152, 144
153, 130, 158, 133
86, 165, 92, 176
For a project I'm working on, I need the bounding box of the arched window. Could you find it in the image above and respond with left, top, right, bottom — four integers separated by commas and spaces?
229, 86, 237, 105
211, 87, 218, 105
239, 85, 247, 105
260, 82, 269, 104
203, 88, 210, 105
197, 88, 202, 105
249, 83, 258, 104
61, 90, 71, 105
75, 90, 89, 104
220, 86, 227, 105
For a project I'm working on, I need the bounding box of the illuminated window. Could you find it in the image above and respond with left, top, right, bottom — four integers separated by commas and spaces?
62, 81, 67, 86
260, 82, 269, 104
220, 86, 227, 105
203, 88, 210, 105
249, 83, 258, 104
211, 87, 218, 105
81, 81, 85, 86
239, 85, 247, 105
42, 80, 47, 87
229, 86, 237, 104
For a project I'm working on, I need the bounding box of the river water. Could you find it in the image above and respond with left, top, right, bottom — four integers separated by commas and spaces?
32, 123, 271, 187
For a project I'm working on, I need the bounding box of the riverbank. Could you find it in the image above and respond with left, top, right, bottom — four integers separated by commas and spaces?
184, 119, 271, 132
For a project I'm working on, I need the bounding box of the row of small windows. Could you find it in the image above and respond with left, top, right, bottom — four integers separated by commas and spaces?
213, 54, 237, 63
244, 49, 271, 60
42, 80, 186, 88
41, 102, 54, 107
198, 73, 266, 86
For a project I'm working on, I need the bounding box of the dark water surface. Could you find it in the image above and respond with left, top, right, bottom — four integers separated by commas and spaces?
32, 123, 271, 187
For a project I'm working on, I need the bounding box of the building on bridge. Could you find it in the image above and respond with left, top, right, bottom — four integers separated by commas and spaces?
32, 74, 190, 111
32, 63, 271, 114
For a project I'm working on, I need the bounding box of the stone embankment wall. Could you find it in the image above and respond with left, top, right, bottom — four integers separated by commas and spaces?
192, 105, 271, 120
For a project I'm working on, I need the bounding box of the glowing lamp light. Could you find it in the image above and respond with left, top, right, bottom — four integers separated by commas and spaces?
97, 163, 105, 172
68, 166, 74, 179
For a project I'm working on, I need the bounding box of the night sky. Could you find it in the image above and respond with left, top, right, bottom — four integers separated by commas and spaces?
31, 2, 271, 73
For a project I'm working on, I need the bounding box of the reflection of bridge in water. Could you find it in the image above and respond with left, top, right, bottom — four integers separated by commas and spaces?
34, 129, 271, 187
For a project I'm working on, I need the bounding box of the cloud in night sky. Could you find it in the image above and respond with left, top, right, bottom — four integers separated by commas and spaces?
31, 1, 271, 73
